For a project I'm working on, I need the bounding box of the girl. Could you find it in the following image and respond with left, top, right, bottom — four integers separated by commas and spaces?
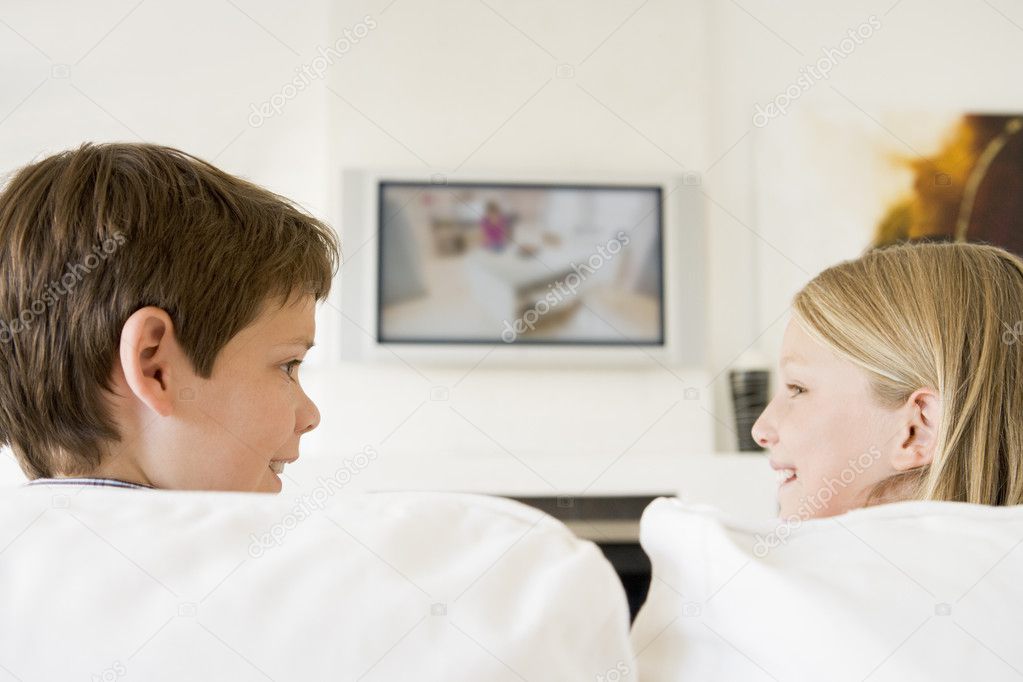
752, 240, 1023, 519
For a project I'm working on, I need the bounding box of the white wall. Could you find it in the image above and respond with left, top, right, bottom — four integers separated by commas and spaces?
1, 0, 1022, 497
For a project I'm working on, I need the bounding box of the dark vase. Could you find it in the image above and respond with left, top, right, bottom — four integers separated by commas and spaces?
729, 369, 770, 452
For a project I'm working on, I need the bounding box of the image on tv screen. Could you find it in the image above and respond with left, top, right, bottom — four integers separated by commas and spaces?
377, 181, 664, 345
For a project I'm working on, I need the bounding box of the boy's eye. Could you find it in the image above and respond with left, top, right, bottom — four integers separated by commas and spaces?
281, 359, 302, 379
787, 383, 805, 396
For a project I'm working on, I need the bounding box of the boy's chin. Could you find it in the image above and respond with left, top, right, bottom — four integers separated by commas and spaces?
261, 468, 284, 493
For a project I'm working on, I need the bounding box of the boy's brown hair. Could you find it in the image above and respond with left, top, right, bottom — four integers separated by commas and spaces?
0, 143, 340, 479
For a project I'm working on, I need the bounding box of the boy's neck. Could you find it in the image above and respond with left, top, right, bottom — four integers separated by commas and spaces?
78, 455, 153, 489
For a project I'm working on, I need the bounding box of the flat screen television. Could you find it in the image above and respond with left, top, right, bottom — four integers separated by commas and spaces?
338, 170, 705, 366
376, 181, 665, 346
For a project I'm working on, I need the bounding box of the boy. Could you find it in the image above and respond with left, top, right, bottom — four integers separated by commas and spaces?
0, 143, 340, 491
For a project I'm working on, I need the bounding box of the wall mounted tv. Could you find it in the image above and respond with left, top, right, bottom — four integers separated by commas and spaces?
376, 181, 665, 346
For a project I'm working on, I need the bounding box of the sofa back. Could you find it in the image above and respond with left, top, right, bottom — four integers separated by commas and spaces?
0, 486, 634, 681
632, 498, 1023, 682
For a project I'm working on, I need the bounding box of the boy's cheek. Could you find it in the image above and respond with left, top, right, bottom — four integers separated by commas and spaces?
205, 452, 272, 492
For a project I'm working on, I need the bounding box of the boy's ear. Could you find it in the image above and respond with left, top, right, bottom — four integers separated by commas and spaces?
119, 306, 180, 418
891, 388, 943, 472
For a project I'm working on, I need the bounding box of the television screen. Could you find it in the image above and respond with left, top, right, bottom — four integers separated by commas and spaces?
377, 181, 664, 345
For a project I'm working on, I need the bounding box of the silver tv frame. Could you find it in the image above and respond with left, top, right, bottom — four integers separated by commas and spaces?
336, 168, 706, 368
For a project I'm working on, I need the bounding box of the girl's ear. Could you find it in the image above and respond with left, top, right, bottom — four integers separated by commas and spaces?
891, 388, 943, 471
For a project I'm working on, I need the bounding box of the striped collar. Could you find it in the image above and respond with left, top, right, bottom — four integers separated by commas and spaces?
25, 477, 154, 490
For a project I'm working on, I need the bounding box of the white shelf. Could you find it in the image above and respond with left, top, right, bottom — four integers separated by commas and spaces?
287, 451, 778, 520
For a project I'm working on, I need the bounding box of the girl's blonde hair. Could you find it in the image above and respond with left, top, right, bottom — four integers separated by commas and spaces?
793, 240, 1023, 506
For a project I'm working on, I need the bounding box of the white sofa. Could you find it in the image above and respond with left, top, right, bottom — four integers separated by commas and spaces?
0, 486, 634, 682
11, 475, 1017, 682
632, 498, 1023, 682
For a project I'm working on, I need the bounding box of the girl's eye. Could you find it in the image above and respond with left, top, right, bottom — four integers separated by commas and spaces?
787, 383, 805, 396
281, 360, 302, 379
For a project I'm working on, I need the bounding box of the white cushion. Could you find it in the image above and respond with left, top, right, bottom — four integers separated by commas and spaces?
0, 486, 634, 681
631, 498, 1023, 682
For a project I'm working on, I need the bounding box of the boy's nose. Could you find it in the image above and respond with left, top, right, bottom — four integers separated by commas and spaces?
298, 392, 320, 435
